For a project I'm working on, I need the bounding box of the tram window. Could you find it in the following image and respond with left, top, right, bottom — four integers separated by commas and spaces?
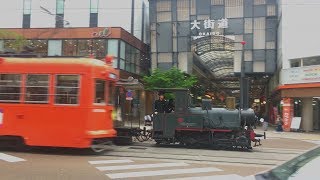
94, 79, 106, 104
55, 75, 80, 104
25, 74, 49, 104
0, 74, 21, 103
108, 82, 115, 104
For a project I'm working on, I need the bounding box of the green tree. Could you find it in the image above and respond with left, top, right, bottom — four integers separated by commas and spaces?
143, 68, 197, 90
0, 30, 27, 53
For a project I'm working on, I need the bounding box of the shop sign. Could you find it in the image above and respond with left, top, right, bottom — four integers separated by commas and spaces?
190, 18, 228, 39
282, 65, 320, 84
282, 98, 293, 131
92, 27, 111, 38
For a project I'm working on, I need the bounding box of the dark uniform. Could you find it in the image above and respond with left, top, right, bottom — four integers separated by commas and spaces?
154, 99, 167, 113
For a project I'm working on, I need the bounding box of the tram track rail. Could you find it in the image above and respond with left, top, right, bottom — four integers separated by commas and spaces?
101, 142, 307, 168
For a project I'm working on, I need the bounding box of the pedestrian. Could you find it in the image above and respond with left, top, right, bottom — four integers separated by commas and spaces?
154, 91, 167, 114
262, 112, 269, 131
276, 115, 283, 132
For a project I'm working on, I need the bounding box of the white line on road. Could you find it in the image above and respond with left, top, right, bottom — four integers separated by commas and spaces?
164, 174, 255, 180
0, 153, 26, 162
88, 159, 133, 165
106, 167, 222, 179
98, 162, 189, 171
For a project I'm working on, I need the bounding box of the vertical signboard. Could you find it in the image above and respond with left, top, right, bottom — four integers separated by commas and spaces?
282, 98, 293, 131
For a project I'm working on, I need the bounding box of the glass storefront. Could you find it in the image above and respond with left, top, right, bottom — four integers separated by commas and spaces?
0, 38, 149, 76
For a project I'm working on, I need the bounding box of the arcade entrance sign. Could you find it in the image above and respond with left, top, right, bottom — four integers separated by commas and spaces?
190, 18, 229, 40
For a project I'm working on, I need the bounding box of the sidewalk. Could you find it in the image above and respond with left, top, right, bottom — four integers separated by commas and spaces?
254, 126, 320, 141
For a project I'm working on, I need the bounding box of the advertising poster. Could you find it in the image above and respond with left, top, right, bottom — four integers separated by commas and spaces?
282, 98, 293, 131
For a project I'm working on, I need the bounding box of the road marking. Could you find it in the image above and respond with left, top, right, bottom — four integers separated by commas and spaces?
88, 159, 133, 165
106, 167, 222, 179
97, 162, 189, 171
164, 174, 254, 180
0, 153, 26, 162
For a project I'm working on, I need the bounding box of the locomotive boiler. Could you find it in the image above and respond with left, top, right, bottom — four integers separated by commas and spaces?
152, 88, 256, 149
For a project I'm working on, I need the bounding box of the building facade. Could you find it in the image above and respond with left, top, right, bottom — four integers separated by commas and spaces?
269, 0, 320, 132
149, 0, 278, 74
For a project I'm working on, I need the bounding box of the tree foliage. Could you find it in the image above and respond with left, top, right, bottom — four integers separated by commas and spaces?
143, 68, 198, 90
0, 30, 27, 52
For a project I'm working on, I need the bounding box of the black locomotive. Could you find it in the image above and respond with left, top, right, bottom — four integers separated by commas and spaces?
152, 88, 258, 149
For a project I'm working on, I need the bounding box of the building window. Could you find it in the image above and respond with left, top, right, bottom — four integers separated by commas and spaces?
212, 0, 224, 5
25, 74, 49, 104
244, 51, 253, 61
253, 61, 265, 72
267, 5, 276, 16
55, 75, 80, 105
4, 40, 48, 55
254, 0, 266, 5
23, 15, 31, 28
244, 18, 253, 33
90, 0, 99, 13
78, 40, 91, 57
156, 0, 171, 22
28, 40, 48, 56
94, 79, 106, 104
90, 13, 98, 27
0, 74, 21, 103
107, 39, 119, 68
177, 0, 189, 21
48, 40, 62, 56
0, 40, 4, 52
290, 59, 301, 68
56, 0, 65, 28
253, 17, 266, 49
23, 0, 32, 28
303, 56, 320, 66
266, 41, 275, 49
63, 40, 77, 56
56, 0, 64, 14
92, 40, 105, 59
225, 0, 243, 18
190, 0, 196, 15
90, 0, 99, 27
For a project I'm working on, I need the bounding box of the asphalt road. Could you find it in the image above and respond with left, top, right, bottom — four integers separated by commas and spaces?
0, 137, 318, 180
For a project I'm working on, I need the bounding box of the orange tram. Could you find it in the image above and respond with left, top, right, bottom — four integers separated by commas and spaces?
0, 55, 119, 152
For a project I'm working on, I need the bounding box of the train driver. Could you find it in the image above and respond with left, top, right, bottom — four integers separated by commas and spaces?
154, 91, 167, 114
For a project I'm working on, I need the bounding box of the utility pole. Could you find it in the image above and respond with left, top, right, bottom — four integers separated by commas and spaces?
240, 41, 246, 110
239, 41, 246, 124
